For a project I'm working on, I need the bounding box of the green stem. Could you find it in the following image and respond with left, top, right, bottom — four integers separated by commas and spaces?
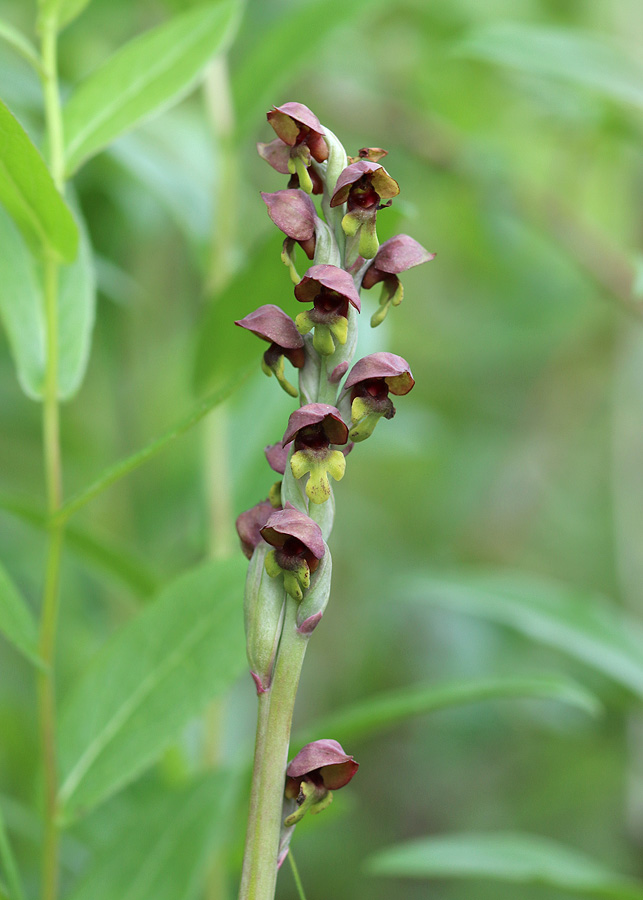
238, 599, 309, 900
287, 851, 308, 900
38, 17, 66, 900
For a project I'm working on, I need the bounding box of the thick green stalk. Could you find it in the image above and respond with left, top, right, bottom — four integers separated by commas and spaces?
38, 17, 66, 900
238, 599, 309, 900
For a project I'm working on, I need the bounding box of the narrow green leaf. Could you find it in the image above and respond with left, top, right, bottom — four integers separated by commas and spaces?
0, 561, 41, 667
367, 832, 643, 899
192, 237, 286, 395
457, 22, 643, 112
58, 556, 247, 820
68, 772, 240, 900
0, 100, 78, 261
0, 204, 45, 398
294, 676, 600, 748
404, 571, 643, 699
57, 201, 96, 399
0, 799, 26, 900
232, 0, 388, 137
63, 0, 241, 175
55, 365, 252, 523
0, 19, 44, 75
0, 494, 159, 598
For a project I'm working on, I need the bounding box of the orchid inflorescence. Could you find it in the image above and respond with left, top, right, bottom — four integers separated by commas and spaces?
236, 103, 433, 886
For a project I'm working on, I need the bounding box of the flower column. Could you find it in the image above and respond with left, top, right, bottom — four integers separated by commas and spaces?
236, 103, 434, 900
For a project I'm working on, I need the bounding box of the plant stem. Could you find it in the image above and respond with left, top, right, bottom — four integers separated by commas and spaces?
287, 851, 307, 900
38, 17, 66, 900
238, 599, 309, 900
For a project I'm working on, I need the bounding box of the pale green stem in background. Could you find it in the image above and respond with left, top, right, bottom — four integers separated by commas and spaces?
202, 55, 239, 900
38, 15, 66, 900
287, 851, 308, 900
238, 599, 309, 900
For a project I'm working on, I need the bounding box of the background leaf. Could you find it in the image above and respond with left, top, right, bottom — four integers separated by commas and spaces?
0, 99, 78, 260
404, 571, 643, 699
366, 832, 643, 899
294, 676, 600, 748
67, 772, 240, 900
0, 560, 40, 666
231, 0, 388, 137
457, 22, 643, 112
0, 204, 45, 398
57, 556, 247, 819
192, 236, 289, 395
57, 201, 96, 400
62, 0, 241, 175
0, 19, 43, 74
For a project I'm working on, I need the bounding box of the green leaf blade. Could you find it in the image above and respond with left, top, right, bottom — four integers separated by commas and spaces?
367, 832, 643, 899
57, 201, 96, 400
0, 100, 78, 261
67, 772, 240, 900
457, 22, 643, 113
0, 205, 45, 398
0, 561, 41, 667
58, 556, 247, 820
294, 676, 600, 749
63, 0, 241, 175
404, 570, 643, 699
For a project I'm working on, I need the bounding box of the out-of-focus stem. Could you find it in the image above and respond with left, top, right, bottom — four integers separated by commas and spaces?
38, 16, 67, 900
238, 599, 309, 900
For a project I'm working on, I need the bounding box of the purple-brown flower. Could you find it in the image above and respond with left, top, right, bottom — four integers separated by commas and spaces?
235, 304, 305, 397
261, 189, 319, 282
236, 499, 280, 559
343, 353, 415, 442
330, 160, 400, 259
283, 739, 359, 826
282, 404, 349, 505
258, 102, 328, 195
294, 264, 361, 356
261, 504, 325, 601
362, 234, 435, 326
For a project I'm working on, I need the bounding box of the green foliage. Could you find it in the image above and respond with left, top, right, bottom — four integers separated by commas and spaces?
68, 772, 240, 900
457, 22, 643, 112
367, 832, 643, 899
58, 557, 246, 820
405, 571, 643, 698
0, 205, 45, 398
296, 676, 600, 748
62, 0, 242, 175
0, 19, 43, 74
0, 561, 40, 667
0, 99, 77, 260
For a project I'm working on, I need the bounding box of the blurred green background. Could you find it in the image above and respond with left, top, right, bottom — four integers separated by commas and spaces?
1, 0, 643, 898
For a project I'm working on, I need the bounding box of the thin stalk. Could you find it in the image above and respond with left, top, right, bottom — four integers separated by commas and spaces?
287, 851, 307, 900
38, 17, 66, 900
238, 599, 309, 900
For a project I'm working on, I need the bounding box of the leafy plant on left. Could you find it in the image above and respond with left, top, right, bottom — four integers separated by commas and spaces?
0, 2, 241, 899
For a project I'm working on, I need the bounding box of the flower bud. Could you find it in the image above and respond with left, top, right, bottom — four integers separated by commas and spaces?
243, 543, 287, 693
296, 543, 331, 633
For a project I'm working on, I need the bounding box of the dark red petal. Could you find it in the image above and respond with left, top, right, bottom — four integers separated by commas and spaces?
260, 504, 325, 559
294, 264, 361, 312
235, 500, 275, 559
268, 102, 325, 142
235, 305, 304, 350
287, 739, 359, 791
345, 352, 414, 395
265, 442, 290, 475
371, 234, 435, 275
257, 138, 292, 174
282, 403, 349, 447
261, 189, 317, 241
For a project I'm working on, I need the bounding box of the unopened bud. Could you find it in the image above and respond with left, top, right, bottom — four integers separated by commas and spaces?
244, 544, 287, 693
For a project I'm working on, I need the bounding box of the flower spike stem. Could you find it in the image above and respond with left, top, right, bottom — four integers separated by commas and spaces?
237, 102, 431, 900
239, 598, 309, 900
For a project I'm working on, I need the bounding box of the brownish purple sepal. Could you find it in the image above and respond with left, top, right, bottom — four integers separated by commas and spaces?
330, 160, 399, 209
236, 499, 278, 559
267, 102, 328, 163
282, 403, 349, 447
265, 442, 290, 475
344, 353, 415, 442
261, 189, 318, 243
345, 352, 415, 396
